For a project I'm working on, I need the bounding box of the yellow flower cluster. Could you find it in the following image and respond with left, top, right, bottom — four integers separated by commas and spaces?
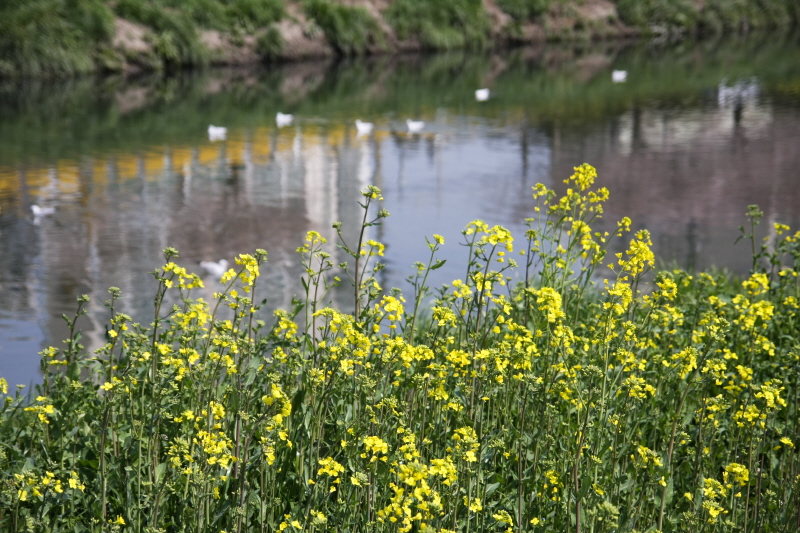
360, 239, 385, 257
23, 396, 55, 424
452, 427, 479, 463
614, 230, 654, 278
173, 299, 211, 329
362, 435, 389, 462
274, 309, 298, 339
318, 457, 345, 477
194, 428, 235, 468
14, 470, 84, 502
532, 287, 565, 323
161, 261, 204, 290
723, 463, 749, 486
378, 457, 460, 533
620, 375, 656, 400
633, 445, 662, 469
701, 477, 729, 523
219, 253, 261, 292
376, 295, 405, 329
542, 469, 562, 501
296, 230, 327, 254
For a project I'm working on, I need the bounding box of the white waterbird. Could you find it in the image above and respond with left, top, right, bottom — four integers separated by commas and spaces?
475, 88, 490, 101
355, 119, 374, 136
208, 125, 227, 141
612, 70, 628, 83
406, 119, 425, 134
717, 78, 759, 108
31, 205, 55, 218
276, 112, 294, 127
200, 259, 229, 278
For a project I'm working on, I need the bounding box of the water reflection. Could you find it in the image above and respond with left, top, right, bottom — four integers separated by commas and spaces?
1, 35, 800, 386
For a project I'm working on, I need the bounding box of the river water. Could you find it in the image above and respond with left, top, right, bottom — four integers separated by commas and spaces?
2, 35, 800, 388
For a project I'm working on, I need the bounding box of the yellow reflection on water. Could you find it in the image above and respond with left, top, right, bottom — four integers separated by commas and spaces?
1, 122, 402, 206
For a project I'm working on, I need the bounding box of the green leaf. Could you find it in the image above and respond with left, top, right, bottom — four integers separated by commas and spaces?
430, 259, 447, 270
665, 475, 674, 506
155, 461, 166, 484
67, 362, 80, 380
485, 481, 501, 497
579, 474, 592, 498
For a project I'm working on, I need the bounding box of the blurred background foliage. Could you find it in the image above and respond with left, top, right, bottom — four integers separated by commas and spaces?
0, 0, 798, 76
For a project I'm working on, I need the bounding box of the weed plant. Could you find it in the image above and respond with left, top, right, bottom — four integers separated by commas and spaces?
114, 0, 209, 68
2, 0, 800, 75
386, 0, 490, 50
0, 0, 284, 75
496, 0, 555, 22
0, 0, 115, 76
303, 0, 385, 56
616, 0, 800, 34
1, 164, 799, 532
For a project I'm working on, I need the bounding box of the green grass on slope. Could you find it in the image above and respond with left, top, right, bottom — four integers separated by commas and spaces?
0, 0, 114, 76
386, 0, 490, 50
0, 0, 285, 75
0, 0, 798, 75
616, 0, 800, 34
304, 0, 385, 56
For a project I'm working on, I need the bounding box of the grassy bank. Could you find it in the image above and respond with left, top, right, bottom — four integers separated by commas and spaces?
1, 165, 799, 532
1, 0, 799, 76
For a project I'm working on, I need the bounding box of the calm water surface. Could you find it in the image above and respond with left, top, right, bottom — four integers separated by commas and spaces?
2, 35, 800, 387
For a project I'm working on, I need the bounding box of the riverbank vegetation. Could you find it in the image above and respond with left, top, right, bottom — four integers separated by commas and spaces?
1, 0, 799, 76
1, 164, 799, 532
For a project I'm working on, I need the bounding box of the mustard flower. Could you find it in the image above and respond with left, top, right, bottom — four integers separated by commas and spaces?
633, 445, 662, 468
360, 239, 385, 257
702, 477, 727, 500
465, 497, 482, 512
493, 510, 514, 527
703, 500, 726, 523
297, 230, 327, 253
452, 427, 480, 463
310, 510, 327, 526
24, 397, 56, 424
724, 463, 749, 486
317, 457, 345, 477
68, 471, 85, 491
604, 280, 632, 315
362, 435, 389, 462
619, 376, 656, 400
274, 309, 298, 338
742, 272, 769, 296
532, 287, 565, 323
432, 306, 457, 327
755, 380, 787, 410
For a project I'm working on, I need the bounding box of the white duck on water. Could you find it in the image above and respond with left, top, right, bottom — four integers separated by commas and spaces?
355, 119, 374, 136
475, 88, 490, 101
276, 112, 294, 128
406, 119, 425, 134
208, 125, 227, 141
200, 259, 229, 278
31, 205, 55, 218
